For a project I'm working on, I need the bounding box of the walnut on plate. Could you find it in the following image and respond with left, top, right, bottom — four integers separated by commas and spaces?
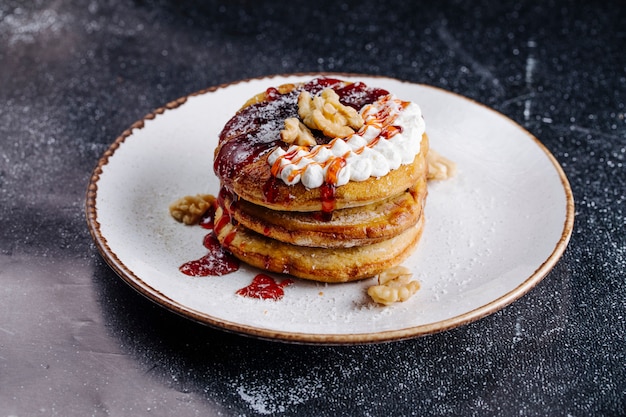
367, 265, 420, 306
427, 148, 457, 180
169, 194, 215, 225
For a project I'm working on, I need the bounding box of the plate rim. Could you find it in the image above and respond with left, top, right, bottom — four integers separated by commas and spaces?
85, 72, 575, 344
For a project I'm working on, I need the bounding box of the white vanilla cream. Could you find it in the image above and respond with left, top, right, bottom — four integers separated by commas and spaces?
267, 94, 425, 188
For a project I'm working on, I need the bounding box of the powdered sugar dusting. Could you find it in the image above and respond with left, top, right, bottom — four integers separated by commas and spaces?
0, 7, 70, 46
233, 374, 323, 414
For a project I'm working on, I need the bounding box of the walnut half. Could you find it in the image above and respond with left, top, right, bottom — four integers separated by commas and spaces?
367, 265, 420, 305
427, 149, 457, 180
169, 194, 215, 225
280, 117, 316, 146
298, 88, 364, 138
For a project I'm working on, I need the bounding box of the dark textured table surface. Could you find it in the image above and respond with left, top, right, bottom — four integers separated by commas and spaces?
1, 1, 625, 416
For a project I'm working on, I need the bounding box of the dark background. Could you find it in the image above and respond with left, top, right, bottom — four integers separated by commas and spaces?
1, 1, 624, 415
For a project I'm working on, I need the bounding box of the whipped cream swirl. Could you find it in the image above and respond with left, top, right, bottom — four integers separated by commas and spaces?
267, 94, 425, 189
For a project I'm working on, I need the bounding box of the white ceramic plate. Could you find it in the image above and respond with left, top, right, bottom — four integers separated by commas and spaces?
86, 74, 574, 344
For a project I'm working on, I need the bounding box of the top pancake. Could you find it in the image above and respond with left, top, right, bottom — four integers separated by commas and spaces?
213, 77, 430, 212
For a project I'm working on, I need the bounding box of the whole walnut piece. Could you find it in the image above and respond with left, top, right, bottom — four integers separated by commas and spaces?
297, 88, 364, 139
367, 265, 420, 305
280, 117, 317, 146
169, 194, 215, 225
427, 149, 457, 180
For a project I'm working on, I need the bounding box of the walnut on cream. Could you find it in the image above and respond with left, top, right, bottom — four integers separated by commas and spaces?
367, 265, 421, 305
280, 117, 316, 146
169, 194, 215, 225
269, 93, 425, 189
298, 88, 364, 138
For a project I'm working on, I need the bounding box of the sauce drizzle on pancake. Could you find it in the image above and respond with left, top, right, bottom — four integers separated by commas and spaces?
214, 78, 389, 197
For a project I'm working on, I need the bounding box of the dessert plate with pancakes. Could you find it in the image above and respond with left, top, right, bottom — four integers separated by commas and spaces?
86, 74, 574, 344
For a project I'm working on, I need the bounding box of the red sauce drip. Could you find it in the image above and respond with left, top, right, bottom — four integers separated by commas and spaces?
179, 188, 241, 277
214, 136, 276, 188
217, 186, 237, 209
214, 97, 298, 188
223, 230, 237, 246
199, 201, 217, 229
319, 183, 337, 221
262, 175, 281, 203
335, 82, 389, 109
202, 233, 216, 248
236, 274, 293, 300
303, 77, 344, 94
213, 214, 231, 236
265, 87, 281, 101
179, 234, 239, 276
215, 187, 238, 231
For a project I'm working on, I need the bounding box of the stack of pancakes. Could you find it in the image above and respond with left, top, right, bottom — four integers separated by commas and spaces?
212, 78, 429, 283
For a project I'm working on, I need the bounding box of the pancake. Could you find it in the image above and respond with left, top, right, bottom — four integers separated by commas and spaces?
223, 176, 428, 248
213, 78, 429, 212
209, 77, 431, 282
214, 205, 425, 283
